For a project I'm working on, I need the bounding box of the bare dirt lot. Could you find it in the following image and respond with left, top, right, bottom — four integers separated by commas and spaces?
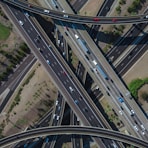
79, 0, 104, 16
1, 62, 58, 136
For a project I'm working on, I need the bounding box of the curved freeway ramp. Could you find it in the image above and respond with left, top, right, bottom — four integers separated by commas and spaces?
0, 126, 148, 148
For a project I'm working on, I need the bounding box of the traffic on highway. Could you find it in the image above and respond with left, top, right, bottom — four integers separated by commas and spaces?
0, 0, 148, 148
3, 0, 148, 24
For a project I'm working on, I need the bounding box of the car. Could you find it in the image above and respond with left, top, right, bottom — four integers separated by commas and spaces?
74, 100, 78, 104
93, 17, 100, 21
63, 71, 67, 76
69, 86, 74, 92
63, 14, 68, 18
106, 91, 110, 96
107, 86, 110, 91
44, 9, 50, 13
119, 110, 123, 115
19, 20, 24, 26
38, 48, 43, 53
65, 32, 68, 36
118, 97, 124, 103
131, 110, 135, 115
35, 38, 40, 43
24, 11, 29, 17
145, 15, 148, 19
133, 125, 139, 131
84, 108, 88, 112
141, 131, 145, 135
58, 106, 61, 110
61, 42, 64, 47
53, 114, 56, 119
112, 18, 117, 22
46, 60, 50, 65
56, 116, 60, 120
141, 124, 145, 131
55, 100, 58, 105
28, 4, 32, 7
37, 35, 41, 39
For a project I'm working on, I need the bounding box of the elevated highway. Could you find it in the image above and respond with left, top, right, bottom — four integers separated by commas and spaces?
2, 0, 148, 24
0, 126, 148, 148
46, 0, 148, 140
1, 2, 119, 147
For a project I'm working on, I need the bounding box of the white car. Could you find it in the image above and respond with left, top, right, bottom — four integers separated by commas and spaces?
133, 125, 139, 131
141, 124, 145, 131
55, 100, 58, 106
46, 60, 50, 65
19, 20, 24, 26
56, 116, 60, 120
44, 9, 50, 13
131, 110, 135, 115
145, 15, 148, 19
69, 86, 74, 92
119, 110, 123, 115
53, 114, 56, 119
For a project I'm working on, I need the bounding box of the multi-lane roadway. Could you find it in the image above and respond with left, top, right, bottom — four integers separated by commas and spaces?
3, 0, 148, 24
49, 0, 148, 140
1, 0, 148, 147
0, 126, 148, 148
3, 3, 119, 147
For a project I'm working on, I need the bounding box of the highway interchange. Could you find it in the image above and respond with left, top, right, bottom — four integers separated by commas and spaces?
0, 0, 148, 148
4, 4, 116, 147
48, 0, 148, 140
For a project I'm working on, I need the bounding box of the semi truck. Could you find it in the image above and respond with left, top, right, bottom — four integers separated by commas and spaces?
118, 97, 134, 116
75, 34, 90, 54
92, 60, 108, 80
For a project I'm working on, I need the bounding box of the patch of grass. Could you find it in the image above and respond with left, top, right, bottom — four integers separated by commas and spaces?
71, 51, 79, 69
128, 78, 148, 98
0, 23, 10, 40
16, 118, 28, 126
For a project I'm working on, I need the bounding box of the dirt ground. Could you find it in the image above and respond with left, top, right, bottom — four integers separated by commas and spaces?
123, 51, 148, 84
1, 62, 58, 136
0, 12, 23, 72
79, 0, 104, 16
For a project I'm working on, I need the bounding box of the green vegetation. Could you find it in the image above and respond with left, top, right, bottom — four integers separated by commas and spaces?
0, 43, 30, 82
0, 23, 10, 40
119, 0, 126, 5
116, 6, 121, 14
128, 78, 148, 98
19, 43, 30, 54
22, 70, 35, 86
8, 87, 23, 113
127, 0, 142, 14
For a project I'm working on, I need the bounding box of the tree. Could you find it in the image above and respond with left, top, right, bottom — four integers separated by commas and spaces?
116, 6, 121, 14
119, 0, 126, 5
